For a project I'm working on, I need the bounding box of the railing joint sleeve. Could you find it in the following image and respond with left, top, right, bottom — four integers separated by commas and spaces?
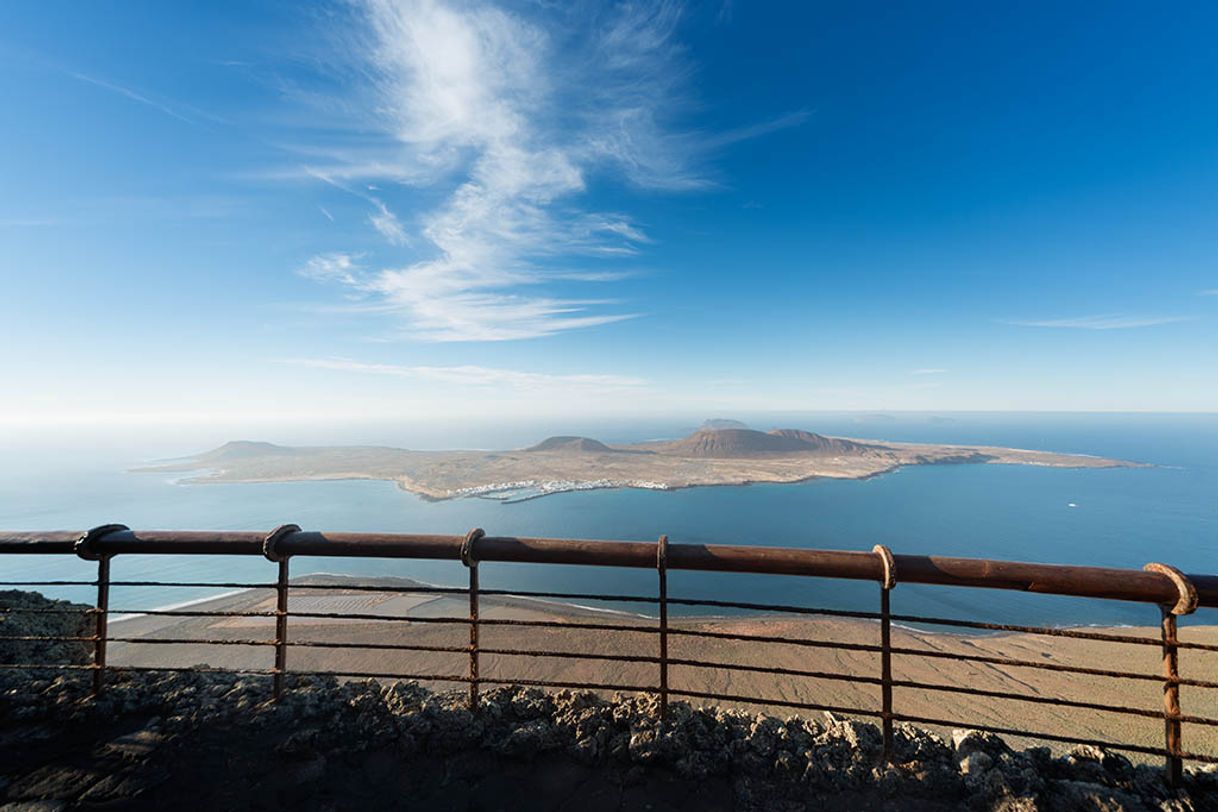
263, 524, 301, 563
74, 524, 128, 561
461, 528, 485, 568
1143, 563, 1197, 616
872, 544, 897, 590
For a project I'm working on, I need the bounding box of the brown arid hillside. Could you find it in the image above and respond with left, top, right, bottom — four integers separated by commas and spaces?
526, 436, 620, 454
650, 429, 883, 458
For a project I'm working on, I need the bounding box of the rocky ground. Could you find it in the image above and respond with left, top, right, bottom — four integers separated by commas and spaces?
1, 670, 1216, 811
3, 590, 1216, 811
0, 590, 92, 667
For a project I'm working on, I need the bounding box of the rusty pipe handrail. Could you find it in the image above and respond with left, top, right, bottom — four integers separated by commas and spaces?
1, 529, 1215, 609
5, 527, 1218, 783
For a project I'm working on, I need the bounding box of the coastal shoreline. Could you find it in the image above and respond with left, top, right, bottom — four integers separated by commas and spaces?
134, 426, 1141, 504
150, 456, 1135, 504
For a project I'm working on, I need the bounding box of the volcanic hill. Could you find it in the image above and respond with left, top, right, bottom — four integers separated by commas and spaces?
654, 428, 880, 458
525, 436, 618, 454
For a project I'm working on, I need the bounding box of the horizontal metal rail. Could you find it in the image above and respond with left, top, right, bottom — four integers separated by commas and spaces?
2, 527, 1216, 785
668, 595, 880, 620
287, 640, 467, 654
3, 529, 1215, 607
888, 613, 1165, 645
669, 688, 882, 719
668, 626, 883, 653
891, 713, 1218, 766
889, 679, 1218, 725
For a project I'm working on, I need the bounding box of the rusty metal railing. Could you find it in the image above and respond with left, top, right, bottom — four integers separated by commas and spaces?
1, 526, 1217, 786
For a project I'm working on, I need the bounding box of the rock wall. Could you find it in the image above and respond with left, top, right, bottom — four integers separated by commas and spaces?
0, 589, 92, 667
1, 669, 1214, 810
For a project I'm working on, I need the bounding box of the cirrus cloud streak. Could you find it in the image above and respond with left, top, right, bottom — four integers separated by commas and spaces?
279, 356, 646, 391
1004, 314, 1194, 330
294, 0, 803, 342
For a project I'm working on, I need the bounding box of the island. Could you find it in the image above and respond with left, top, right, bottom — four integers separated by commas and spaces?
137, 424, 1140, 503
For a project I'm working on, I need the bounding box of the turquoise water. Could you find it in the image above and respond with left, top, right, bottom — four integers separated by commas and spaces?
1, 413, 1215, 628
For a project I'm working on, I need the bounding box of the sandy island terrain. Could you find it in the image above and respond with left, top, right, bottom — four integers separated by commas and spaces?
137, 425, 1140, 502
106, 575, 1216, 761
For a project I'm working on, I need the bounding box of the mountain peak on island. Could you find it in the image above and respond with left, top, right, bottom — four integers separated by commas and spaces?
525, 436, 616, 453
195, 441, 297, 462
766, 429, 878, 454
699, 418, 749, 431
658, 427, 878, 458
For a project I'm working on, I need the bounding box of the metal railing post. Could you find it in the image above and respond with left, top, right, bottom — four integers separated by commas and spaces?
462, 528, 485, 710
1160, 606, 1183, 787
1143, 561, 1197, 788
264, 524, 300, 701
874, 545, 897, 764
273, 557, 290, 699
93, 555, 111, 697
73, 524, 127, 698
657, 534, 669, 722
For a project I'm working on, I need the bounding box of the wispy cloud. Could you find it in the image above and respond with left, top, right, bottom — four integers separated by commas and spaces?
297, 253, 364, 286
1005, 314, 1194, 330
910, 368, 947, 375
1200, 289, 1218, 297
280, 357, 645, 390
700, 110, 812, 151
368, 200, 409, 245
306, 167, 412, 246
67, 71, 195, 124
290, 0, 803, 341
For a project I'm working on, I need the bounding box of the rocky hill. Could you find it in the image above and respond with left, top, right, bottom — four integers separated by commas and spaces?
699, 419, 750, 431
525, 436, 618, 453
768, 429, 883, 455
201, 440, 297, 460
657, 428, 880, 458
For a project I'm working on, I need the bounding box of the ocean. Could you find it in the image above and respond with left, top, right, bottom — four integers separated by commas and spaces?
1, 412, 1215, 629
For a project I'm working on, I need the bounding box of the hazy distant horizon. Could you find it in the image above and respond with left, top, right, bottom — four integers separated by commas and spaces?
4, 410, 1216, 463
3, 411, 1215, 628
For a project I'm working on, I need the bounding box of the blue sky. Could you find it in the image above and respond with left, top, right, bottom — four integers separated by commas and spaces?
2, 0, 1216, 427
